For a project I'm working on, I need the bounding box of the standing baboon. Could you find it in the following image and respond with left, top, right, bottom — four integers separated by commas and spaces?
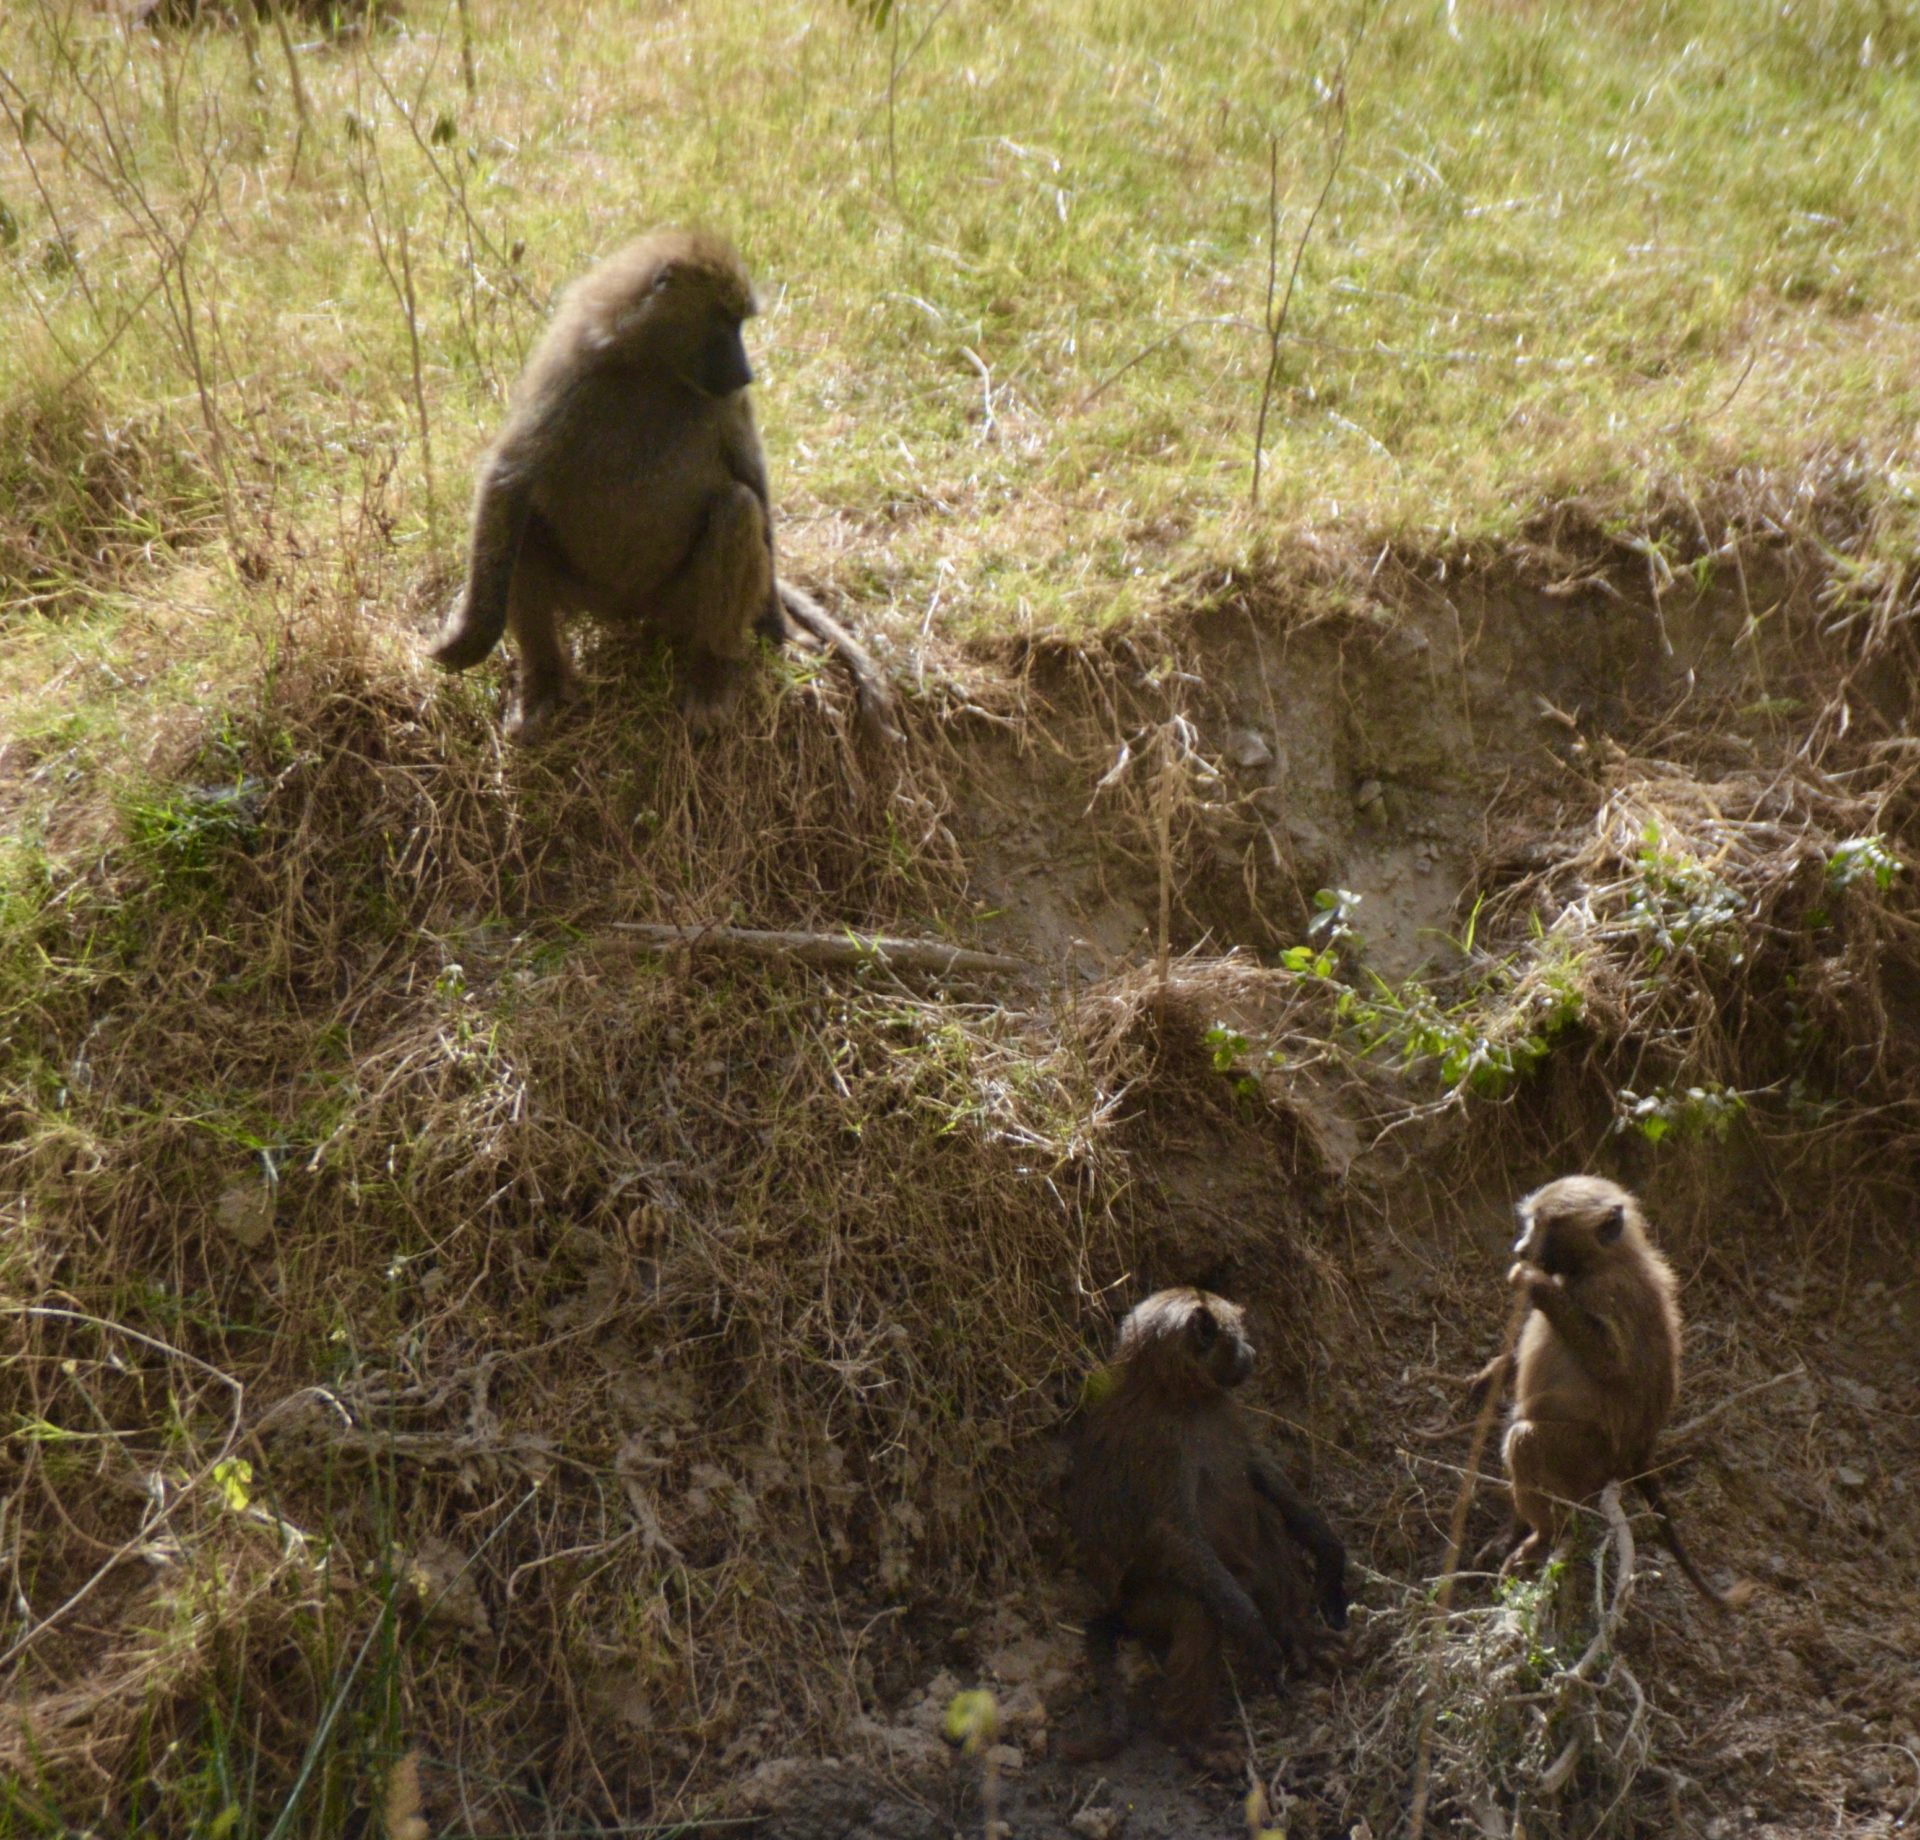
428, 229, 898, 743
1501, 1175, 1753, 1608
1062, 1288, 1348, 1765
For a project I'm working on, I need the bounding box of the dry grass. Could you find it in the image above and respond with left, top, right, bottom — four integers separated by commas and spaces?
0, 600, 1121, 1824
3, 515, 1919, 1836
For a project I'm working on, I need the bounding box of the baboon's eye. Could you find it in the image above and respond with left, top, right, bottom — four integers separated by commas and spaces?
1190, 1311, 1219, 1351
651, 264, 678, 294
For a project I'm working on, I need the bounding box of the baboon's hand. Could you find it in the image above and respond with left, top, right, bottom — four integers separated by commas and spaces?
1507, 1259, 1557, 1297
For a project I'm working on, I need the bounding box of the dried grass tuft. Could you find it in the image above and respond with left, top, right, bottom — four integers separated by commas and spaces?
2, 602, 1251, 1824
5, 516, 1919, 1833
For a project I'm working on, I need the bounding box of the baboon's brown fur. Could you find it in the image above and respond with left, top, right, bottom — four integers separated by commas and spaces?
1502, 1175, 1754, 1609
1063, 1288, 1349, 1763
429, 229, 896, 743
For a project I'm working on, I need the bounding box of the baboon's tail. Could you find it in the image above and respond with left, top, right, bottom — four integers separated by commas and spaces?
1636, 1472, 1756, 1611
428, 470, 527, 671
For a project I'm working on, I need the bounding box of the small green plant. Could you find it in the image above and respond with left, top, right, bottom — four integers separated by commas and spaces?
1204, 1021, 1250, 1071
1333, 962, 1579, 1101
213, 1457, 254, 1513
1275, 887, 1356, 977
1202, 1021, 1263, 1103
122, 779, 264, 886
944, 1688, 998, 1752
1279, 941, 1338, 977
1615, 1081, 1746, 1144
1494, 1554, 1568, 1682
1272, 890, 1586, 1101
1624, 821, 1745, 967
1309, 886, 1363, 952
945, 1688, 1003, 1840
1827, 834, 1903, 894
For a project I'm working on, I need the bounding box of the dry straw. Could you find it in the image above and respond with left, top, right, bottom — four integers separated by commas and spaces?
4, 483, 1919, 1831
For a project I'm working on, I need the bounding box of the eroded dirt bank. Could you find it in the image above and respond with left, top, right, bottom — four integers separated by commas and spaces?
3, 516, 1917, 1839
759, 524, 1920, 1839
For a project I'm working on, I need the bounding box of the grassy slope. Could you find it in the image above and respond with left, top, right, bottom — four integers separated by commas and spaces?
2, 2, 1918, 1834
4, 1, 1918, 648
0, 0, 1911, 844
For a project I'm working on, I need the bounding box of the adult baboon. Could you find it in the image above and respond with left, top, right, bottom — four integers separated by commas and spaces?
428, 229, 897, 743
1062, 1288, 1348, 1764
1501, 1175, 1753, 1609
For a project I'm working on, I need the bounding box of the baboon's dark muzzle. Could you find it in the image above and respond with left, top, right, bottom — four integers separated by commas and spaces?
701, 323, 754, 396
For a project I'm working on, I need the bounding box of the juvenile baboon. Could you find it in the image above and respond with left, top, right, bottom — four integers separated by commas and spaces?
1500, 1175, 1753, 1609
1062, 1288, 1349, 1765
428, 229, 898, 744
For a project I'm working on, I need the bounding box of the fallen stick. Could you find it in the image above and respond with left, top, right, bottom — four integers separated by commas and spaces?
1665, 1362, 1806, 1444
609, 922, 1031, 977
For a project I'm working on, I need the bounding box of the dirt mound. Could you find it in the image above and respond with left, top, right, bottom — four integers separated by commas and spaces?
2, 517, 1917, 1838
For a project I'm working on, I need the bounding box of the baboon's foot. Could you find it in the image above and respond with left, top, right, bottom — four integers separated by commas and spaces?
1171, 1727, 1247, 1779
1293, 1617, 1348, 1674
1497, 1528, 1550, 1580
426, 602, 499, 672
1055, 1696, 1130, 1765
1469, 1531, 1511, 1572
680, 651, 749, 739
504, 673, 578, 742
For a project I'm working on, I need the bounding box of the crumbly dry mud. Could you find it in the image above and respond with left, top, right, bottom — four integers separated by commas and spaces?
734, 543, 1920, 1839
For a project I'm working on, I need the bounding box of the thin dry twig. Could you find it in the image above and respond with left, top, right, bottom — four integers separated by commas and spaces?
1665, 1363, 1806, 1444
607, 921, 1029, 976
0, 1305, 246, 1676
1250, 6, 1377, 507
1537, 1482, 1642, 1798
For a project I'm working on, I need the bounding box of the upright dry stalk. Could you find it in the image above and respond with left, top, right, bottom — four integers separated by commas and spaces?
4, 21, 248, 553
363, 49, 546, 379
1155, 721, 1177, 987
853, 0, 960, 214
346, 116, 440, 539
885, 0, 903, 210
395, 217, 438, 538
259, 0, 314, 133
1249, 6, 1376, 508
1405, 1294, 1527, 1840
455, 0, 478, 99
231, 1, 268, 99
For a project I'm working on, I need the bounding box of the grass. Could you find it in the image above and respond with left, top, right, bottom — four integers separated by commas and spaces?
2, 2, 1919, 1834
3, 0, 1918, 661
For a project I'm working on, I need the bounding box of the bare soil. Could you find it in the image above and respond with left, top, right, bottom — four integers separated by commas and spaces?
734, 537, 1920, 1839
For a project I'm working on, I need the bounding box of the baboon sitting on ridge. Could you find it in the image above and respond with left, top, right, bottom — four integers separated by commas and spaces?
428, 228, 897, 744
1062, 1288, 1349, 1766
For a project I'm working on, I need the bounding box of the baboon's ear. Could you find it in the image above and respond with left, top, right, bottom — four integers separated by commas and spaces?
1189, 1307, 1219, 1351
1597, 1203, 1626, 1244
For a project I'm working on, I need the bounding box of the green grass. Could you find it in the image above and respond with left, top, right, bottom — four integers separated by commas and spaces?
2, 0, 1917, 676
